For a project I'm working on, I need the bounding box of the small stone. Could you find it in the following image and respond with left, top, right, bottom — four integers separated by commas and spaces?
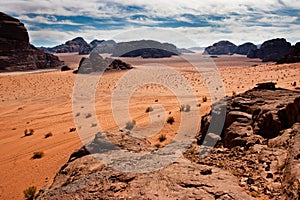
266, 173, 273, 178
246, 177, 255, 185
200, 168, 212, 175
250, 185, 259, 192
239, 181, 247, 187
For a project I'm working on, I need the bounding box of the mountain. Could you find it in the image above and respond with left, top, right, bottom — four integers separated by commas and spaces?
234, 42, 257, 55
247, 38, 292, 62
41, 37, 91, 54
111, 40, 180, 58
203, 40, 237, 55
277, 42, 300, 64
177, 48, 195, 54
87, 40, 117, 54
0, 12, 63, 71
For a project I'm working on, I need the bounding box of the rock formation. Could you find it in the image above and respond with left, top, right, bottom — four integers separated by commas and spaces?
0, 12, 63, 71
196, 83, 300, 199
111, 40, 180, 58
203, 41, 237, 55
277, 42, 300, 64
247, 38, 292, 62
42, 37, 92, 54
234, 42, 257, 55
74, 52, 132, 73
89, 40, 117, 54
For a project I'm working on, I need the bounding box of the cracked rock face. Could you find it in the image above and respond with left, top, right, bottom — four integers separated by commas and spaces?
195, 86, 300, 199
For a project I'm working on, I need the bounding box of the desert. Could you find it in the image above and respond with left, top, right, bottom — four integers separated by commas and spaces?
1, 2, 300, 200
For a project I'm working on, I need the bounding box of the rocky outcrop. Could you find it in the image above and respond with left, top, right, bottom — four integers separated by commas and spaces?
247, 38, 292, 62
203, 41, 237, 55
37, 130, 254, 200
195, 84, 300, 199
111, 40, 180, 58
234, 42, 257, 55
74, 52, 132, 73
42, 37, 92, 54
89, 40, 117, 54
277, 42, 300, 64
0, 12, 63, 71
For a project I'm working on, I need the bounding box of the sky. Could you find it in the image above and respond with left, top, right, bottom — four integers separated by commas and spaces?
1, 0, 300, 48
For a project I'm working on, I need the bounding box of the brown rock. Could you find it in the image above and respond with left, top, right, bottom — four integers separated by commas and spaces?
0, 12, 63, 71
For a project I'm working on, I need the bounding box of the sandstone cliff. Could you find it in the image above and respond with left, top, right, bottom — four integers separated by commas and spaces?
0, 12, 63, 71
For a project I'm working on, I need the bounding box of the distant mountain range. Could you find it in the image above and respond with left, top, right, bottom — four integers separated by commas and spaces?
203, 39, 300, 62
39, 38, 197, 58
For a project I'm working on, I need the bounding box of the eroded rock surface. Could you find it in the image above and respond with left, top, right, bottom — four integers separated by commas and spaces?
0, 12, 63, 71
195, 85, 300, 199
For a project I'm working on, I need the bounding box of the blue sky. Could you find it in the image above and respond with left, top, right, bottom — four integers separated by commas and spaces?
1, 0, 299, 48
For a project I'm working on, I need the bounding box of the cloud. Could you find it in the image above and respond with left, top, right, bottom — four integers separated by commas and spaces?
1, 0, 299, 47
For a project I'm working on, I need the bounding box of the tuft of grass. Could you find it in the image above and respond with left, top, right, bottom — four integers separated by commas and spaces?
125, 120, 136, 130
24, 129, 34, 137
145, 106, 153, 113
23, 186, 36, 200
185, 104, 191, 112
202, 96, 208, 102
44, 132, 53, 138
158, 134, 167, 142
32, 151, 44, 159
166, 116, 175, 125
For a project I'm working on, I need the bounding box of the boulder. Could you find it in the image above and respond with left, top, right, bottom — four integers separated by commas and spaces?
203, 41, 237, 55
0, 12, 63, 71
75, 52, 132, 73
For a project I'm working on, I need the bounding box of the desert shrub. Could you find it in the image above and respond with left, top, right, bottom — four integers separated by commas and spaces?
180, 105, 191, 112
23, 186, 36, 200
125, 120, 136, 130
44, 132, 53, 138
86, 113, 92, 118
202, 96, 208, 102
166, 116, 175, 125
158, 134, 167, 142
185, 104, 191, 112
232, 91, 236, 96
32, 151, 44, 159
145, 106, 153, 113
196, 103, 201, 107
247, 126, 252, 131
69, 127, 76, 132
180, 105, 185, 112
24, 129, 34, 137
292, 81, 297, 86
75, 112, 80, 117
155, 143, 161, 148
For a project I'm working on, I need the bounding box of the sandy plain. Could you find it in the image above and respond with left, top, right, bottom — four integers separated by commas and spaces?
0, 52, 299, 199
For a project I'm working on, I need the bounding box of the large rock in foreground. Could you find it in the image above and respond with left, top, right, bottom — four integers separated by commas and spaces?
203, 41, 237, 55
0, 12, 63, 71
196, 84, 300, 199
247, 38, 292, 62
112, 40, 180, 58
37, 130, 253, 200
